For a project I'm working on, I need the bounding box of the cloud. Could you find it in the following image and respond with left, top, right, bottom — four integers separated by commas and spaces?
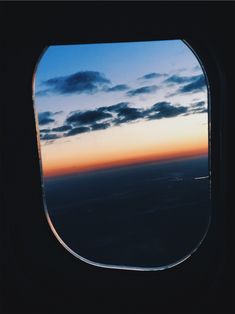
99, 102, 130, 113
66, 109, 112, 126
40, 128, 51, 133
138, 72, 167, 80
65, 126, 90, 137
38, 111, 56, 125
94, 102, 144, 125
51, 125, 72, 132
191, 101, 206, 108
127, 85, 158, 97
188, 101, 207, 114
40, 133, 61, 140
91, 122, 110, 131
179, 74, 206, 93
195, 108, 207, 113
105, 84, 129, 92
38, 111, 63, 125
147, 102, 188, 120
39, 99, 206, 142
38, 71, 111, 95
114, 106, 145, 124
164, 75, 196, 84
166, 74, 207, 96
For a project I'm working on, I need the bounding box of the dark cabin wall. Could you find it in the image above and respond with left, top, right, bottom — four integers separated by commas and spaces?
1, 2, 234, 313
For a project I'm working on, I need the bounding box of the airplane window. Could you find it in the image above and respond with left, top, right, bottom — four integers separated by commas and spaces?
34, 39, 211, 270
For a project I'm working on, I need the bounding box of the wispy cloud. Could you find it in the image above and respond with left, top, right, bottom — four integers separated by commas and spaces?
51, 125, 72, 132
187, 101, 207, 114
37, 70, 207, 141
37, 71, 111, 95
138, 72, 167, 80
114, 106, 145, 125
127, 85, 158, 97
66, 110, 112, 126
40, 128, 52, 133
178, 75, 206, 93
164, 75, 196, 85
40, 133, 61, 140
166, 74, 206, 96
65, 126, 91, 137
90, 122, 110, 131
38, 111, 58, 125
105, 84, 129, 92
147, 102, 188, 120
39, 99, 207, 141
98, 102, 130, 113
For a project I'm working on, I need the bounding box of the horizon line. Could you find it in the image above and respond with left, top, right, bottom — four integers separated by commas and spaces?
43, 151, 208, 180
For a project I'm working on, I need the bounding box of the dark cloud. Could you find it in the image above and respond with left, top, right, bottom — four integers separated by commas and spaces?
164, 75, 196, 84
38, 111, 63, 125
91, 122, 110, 131
127, 85, 158, 97
65, 126, 91, 137
105, 84, 129, 92
148, 102, 188, 120
39, 98, 206, 142
191, 101, 205, 108
40, 128, 51, 133
139, 72, 167, 80
66, 110, 112, 126
39, 71, 111, 95
51, 125, 72, 132
189, 101, 207, 114
115, 106, 145, 124
38, 112, 55, 125
99, 102, 130, 113
196, 108, 207, 113
40, 133, 61, 140
178, 74, 206, 93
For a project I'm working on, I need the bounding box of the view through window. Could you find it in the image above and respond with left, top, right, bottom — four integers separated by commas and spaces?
34, 40, 211, 270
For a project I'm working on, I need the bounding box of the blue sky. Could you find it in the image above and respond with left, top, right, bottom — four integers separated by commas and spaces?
36, 40, 197, 83
35, 40, 205, 117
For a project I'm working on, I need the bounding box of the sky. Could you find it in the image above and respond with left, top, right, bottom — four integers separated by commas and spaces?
34, 39, 208, 177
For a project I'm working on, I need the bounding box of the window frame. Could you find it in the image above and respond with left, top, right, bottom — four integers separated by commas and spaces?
34, 38, 212, 272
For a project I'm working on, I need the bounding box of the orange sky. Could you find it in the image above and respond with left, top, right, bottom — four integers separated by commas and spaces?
43, 148, 208, 178
40, 115, 208, 178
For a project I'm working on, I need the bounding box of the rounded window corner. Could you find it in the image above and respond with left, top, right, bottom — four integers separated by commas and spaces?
33, 39, 211, 271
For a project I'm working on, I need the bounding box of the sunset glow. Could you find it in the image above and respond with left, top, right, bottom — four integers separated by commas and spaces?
40, 115, 208, 177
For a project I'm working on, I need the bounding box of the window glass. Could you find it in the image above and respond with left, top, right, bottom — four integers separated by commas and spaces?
34, 39, 210, 270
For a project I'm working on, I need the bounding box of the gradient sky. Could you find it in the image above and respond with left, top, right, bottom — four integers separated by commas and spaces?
34, 39, 208, 177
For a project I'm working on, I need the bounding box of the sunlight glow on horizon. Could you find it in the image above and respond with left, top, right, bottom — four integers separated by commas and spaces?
40, 114, 208, 177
